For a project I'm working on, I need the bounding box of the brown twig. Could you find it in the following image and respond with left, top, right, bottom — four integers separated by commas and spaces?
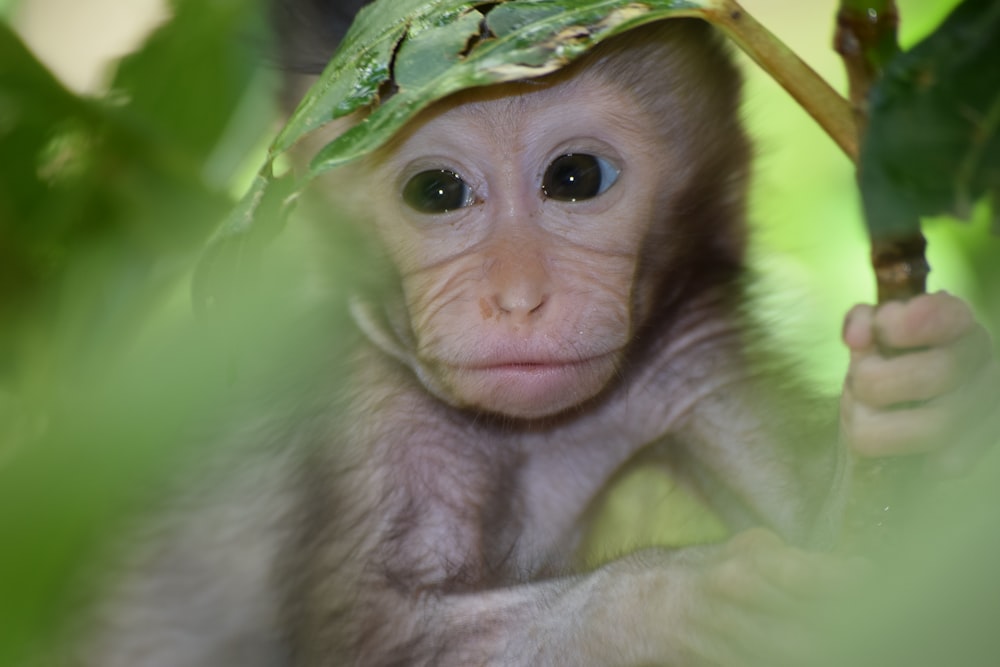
834, 0, 901, 136
835, 0, 929, 552
836, 0, 929, 304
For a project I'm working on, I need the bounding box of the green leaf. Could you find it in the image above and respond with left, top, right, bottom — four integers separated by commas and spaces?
1, 7, 274, 663
304, 0, 710, 174
270, 0, 719, 173
217, 0, 722, 284
0, 23, 102, 327
860, 0, 1000, 239
393, 7, 486, 90
0, 2, 265, 379
0, 22, 97, 224
191, 165, 297, 317
111, 0, 267, 165
268, 0, 443, 156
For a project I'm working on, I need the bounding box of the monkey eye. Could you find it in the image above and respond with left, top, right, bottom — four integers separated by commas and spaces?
541, 153, 620, 202
402, 169, 475, 214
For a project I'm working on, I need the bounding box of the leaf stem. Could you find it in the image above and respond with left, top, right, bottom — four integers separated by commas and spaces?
706, 0, 858, 162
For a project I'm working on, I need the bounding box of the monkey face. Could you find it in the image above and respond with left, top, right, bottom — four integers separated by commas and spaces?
354, 72, 677, 420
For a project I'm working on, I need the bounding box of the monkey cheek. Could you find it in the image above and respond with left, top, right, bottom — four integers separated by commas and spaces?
439, 354, 619, 419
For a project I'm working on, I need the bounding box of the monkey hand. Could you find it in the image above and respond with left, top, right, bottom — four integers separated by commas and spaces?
840, 291, 1000, 473
665, 528, 862, 666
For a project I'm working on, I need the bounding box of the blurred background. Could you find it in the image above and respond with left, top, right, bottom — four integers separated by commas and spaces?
3, 0, 999, 664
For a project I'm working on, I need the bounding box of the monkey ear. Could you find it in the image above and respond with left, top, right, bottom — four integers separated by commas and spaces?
348, 294, 415, 367
348, 294, 451, 400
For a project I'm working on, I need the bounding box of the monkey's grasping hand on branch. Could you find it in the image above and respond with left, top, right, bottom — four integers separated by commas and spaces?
841, 291, 1000, 473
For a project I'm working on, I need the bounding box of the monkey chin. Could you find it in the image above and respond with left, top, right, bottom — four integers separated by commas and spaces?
440, 352, 619, 419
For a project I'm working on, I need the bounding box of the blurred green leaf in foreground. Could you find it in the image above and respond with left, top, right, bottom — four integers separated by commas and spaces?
0, 0, 278, 662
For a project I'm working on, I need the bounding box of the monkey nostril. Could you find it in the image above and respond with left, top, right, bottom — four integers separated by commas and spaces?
493, 289, 547, 318
485, 249, 550, 319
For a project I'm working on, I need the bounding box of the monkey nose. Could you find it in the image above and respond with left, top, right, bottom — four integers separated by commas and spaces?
483, 244, 550, 320
494, 288, 547, 318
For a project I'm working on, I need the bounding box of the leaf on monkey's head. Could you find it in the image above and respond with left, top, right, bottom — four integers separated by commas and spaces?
859, 0, 1000, 240
287, 0, 713, 176
204, 0, 719, 306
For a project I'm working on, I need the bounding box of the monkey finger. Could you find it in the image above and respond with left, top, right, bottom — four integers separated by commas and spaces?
756, 548, 865, 600
872, 291, 976, 351
707, 529, 861, 610
842, 303, 877, 351
847, 326, 991, 408
841, 375, 993, 458
687, 591, 826, 667
927, 412, 1000, 477
925, 360, 1000, 476
842, 396, 946, 457
702, 530, 798, 613
704, 553, 801, 614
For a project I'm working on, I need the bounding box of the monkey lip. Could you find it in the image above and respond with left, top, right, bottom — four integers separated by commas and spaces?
444, 352, 619, 417
476, 362, 580, 379
460, 353, 612, 374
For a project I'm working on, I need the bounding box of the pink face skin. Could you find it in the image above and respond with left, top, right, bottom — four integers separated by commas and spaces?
364, 73, 674, 419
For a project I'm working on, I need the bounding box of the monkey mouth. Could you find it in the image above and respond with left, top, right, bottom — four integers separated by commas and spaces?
441, 352, 619, 418
459, 352, 614, 374
477, 360, 581, 370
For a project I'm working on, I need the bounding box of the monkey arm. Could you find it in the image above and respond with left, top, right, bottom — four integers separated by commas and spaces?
609, 286, 850, 550
282, 508, 854, 667
669, 369, 849, 550
268, 327, 852, 667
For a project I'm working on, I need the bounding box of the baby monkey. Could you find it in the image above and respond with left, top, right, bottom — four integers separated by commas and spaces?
77, 8, 999, 667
